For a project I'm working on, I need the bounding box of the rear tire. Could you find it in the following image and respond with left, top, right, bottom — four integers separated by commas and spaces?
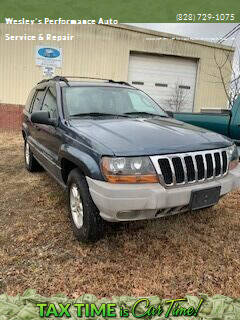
67, 168, 105, 242
24, 140, 41, 172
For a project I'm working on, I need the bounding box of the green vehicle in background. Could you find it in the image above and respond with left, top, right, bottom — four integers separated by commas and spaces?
170, 95, 240, 156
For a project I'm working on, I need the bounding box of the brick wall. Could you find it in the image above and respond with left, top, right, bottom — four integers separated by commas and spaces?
0, 104, 24, 132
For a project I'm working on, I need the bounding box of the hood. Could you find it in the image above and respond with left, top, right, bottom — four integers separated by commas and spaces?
69, 117, 232, 156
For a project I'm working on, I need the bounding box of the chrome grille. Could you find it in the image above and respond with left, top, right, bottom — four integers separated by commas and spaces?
150, 148, 230, 188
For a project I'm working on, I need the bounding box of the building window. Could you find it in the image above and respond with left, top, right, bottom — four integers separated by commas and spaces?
132, 81, 144, 85
179, 85, 191, 89
155, 83, 168, 87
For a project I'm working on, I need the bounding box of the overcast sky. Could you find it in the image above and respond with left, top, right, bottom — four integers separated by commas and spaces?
127, 23, 240, 78
127, 23, 239, 46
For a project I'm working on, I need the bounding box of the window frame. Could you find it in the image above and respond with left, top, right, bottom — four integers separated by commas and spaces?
41, 85, 59, 119
30, 88, 47, 113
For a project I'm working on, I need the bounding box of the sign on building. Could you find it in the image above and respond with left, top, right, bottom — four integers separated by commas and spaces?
42, 66, 56, 78
36, 46, 62, 68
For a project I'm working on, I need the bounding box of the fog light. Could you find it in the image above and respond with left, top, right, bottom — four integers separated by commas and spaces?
116, 211, 140, 220
229, 159, 238, 170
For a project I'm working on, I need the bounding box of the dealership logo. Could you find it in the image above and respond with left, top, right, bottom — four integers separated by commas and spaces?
38, 47, 60, 59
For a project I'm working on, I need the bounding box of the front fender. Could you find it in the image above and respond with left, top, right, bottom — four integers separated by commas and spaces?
59, 144, 104, 180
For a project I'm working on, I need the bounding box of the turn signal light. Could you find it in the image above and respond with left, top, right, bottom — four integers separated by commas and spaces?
105, 174, 159, 184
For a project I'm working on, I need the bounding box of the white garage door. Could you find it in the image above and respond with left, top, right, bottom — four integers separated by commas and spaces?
128, 53, 198, 112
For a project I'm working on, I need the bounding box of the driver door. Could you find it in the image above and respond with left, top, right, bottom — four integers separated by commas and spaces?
36, 85, 62, 178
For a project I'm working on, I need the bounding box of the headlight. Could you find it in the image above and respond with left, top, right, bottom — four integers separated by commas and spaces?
101, 156, 158, 183
227, 144, 239, 170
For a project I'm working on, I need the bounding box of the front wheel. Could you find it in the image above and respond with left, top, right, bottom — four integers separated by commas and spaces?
67, 168, 106, 242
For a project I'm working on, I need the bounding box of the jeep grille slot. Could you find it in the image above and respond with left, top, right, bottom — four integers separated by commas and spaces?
151, 148, 230, 188
158, 159, 173, 185
184, 156, 195, 182
172, 157, 185, 183
195, 155, 205, 180
206, 153, 214, 178
222, 151, 228, 174
214, 152, 221, 176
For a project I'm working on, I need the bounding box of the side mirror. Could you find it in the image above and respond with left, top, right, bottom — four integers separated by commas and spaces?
166, 110, 174, 117
31, 111, 56, 126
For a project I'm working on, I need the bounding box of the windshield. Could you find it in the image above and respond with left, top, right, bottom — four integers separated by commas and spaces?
62, 86, 167, 118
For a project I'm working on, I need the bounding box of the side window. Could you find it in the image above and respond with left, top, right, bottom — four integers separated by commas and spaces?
31, 90, 46, 113
41, 87, 58, 119
25, 89, 35, 112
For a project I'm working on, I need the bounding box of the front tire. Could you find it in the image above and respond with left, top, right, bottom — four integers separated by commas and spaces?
67, 169, 105, 242
24, 140, 41, 172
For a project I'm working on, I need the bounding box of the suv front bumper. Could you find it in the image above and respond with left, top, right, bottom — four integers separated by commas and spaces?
86, 165, 240, 222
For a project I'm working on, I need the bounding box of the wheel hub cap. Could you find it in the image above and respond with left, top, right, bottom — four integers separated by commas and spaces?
25, 142, 30, 165
70, 184, 83, 229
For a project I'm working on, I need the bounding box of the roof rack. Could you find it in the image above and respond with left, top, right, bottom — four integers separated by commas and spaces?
63, 76, 131, 86
37, 76, 131, 87
37, 76, 69, 86
108, 79, 131, 86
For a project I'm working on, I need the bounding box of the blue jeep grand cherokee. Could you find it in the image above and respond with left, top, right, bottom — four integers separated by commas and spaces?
22, 76, 240, 242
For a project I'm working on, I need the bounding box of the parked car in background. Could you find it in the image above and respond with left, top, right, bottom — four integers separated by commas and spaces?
169, 95, 240, 156
22, 77, 240, 242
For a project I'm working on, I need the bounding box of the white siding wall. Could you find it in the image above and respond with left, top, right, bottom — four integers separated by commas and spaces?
0, 24, 234, 111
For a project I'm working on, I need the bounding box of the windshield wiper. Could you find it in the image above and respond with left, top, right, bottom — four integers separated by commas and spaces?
123, 111, 168, 117
69, 111, 168, 119
70, 112, 129, 118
